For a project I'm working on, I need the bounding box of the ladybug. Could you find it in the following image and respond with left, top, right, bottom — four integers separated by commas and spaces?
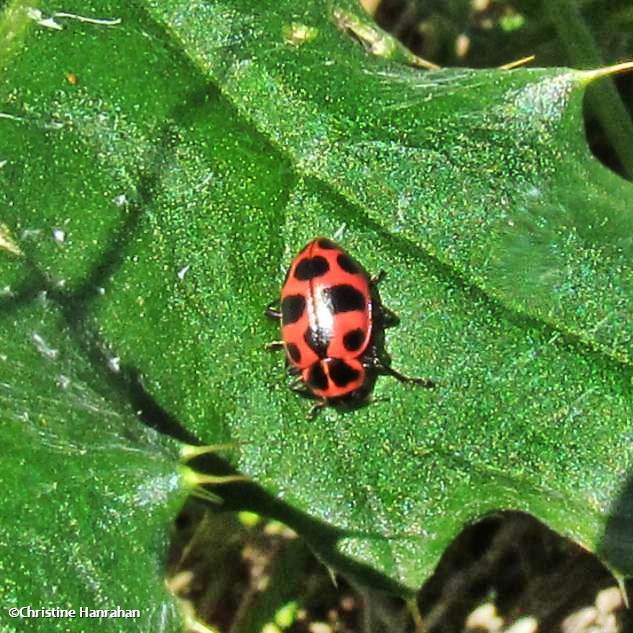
266, 237, 434, 415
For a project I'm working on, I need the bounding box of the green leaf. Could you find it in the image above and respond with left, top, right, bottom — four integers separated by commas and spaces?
2, 0, 633, 600
0, 287, 187, 631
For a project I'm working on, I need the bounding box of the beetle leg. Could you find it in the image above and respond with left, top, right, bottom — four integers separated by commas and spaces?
265, 302, 282, 320
377, 305, 400, 328
288, 374, 305, 390
290, 384, 312, 396
307, 399, 327, 420
265, 341, 285, 351
370, 270, 387, 285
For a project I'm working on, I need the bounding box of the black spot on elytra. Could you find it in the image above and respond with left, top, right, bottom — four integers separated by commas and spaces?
337, 253, 361, 275
286, 342, 301, 363
329, 359, 360, 387
295, 256, 329, 281
308, 363, 328, 390
322, 284, 365, 313
317, 238, 337, 249
304, 326, 330, 359
281, 294, 305, 325
343, 328, 365, 352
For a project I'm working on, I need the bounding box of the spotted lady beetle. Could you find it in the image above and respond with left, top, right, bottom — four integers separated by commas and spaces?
266, 237, 434, 415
